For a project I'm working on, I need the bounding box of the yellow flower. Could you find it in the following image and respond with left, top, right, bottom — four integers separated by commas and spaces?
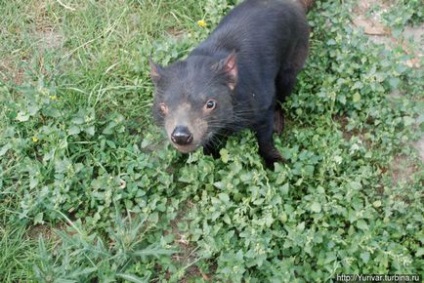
50, 95, 58, 100
197, 19, 207, 28
32, 136, 39, 143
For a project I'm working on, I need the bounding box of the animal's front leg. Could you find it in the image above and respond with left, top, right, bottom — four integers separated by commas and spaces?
203, 134, 228, 159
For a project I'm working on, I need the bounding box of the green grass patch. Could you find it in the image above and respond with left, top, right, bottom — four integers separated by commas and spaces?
1, 0, 423, 282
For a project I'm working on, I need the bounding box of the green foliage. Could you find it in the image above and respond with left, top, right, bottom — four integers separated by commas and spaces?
0, 224, 38, 282
0, 0, 423, 282
381, 0, 424, 27
32, 211, 176, 282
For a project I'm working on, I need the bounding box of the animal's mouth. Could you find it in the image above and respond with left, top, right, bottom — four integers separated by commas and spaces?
171, 142, 201, 153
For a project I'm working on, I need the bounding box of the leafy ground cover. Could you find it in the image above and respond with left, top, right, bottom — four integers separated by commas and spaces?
0, 0, 423, 282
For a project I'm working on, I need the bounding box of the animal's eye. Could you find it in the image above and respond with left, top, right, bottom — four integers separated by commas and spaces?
205, 99, 217, 110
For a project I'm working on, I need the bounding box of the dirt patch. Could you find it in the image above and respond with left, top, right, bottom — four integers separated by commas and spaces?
27, 0, 66, 51
401, 25, 424, 68
415, 138, 424, 162
389, 155, 420, 185
352, 0, 391, 36
351, 0, 424, 165
166, 27, 187, 40
352, 0, 423, 69
26, 223, 64, 242
403, 25, 424, 44
35, 28, 65, 51
168, 200, 214, 281
0, 58, 25, 85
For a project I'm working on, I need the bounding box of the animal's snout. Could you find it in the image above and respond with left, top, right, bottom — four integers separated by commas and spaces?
171, 126, 193, 146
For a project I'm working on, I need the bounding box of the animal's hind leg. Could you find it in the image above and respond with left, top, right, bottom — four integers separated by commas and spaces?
274, 40, 309, 135
255, 109, 284, 169
276, 37, 309, 101
276, 68, 298, 101
273, 106, 284, 135
273, 69, 296, 136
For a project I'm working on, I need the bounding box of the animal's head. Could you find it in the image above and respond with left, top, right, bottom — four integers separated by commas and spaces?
150, 52, 237, 153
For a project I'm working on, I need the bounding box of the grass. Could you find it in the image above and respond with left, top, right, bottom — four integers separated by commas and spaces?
1, 0, 423, 282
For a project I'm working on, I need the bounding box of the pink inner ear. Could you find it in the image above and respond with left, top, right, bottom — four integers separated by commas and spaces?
224, 52, 237, 90
149, 60, 161, 82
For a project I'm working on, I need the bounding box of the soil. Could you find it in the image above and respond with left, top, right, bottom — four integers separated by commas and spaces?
351, 0, 424, 166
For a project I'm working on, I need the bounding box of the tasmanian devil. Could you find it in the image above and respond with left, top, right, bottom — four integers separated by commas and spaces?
150, 0, 309, 168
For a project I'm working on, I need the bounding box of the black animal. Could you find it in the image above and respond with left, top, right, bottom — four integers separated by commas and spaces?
150, 0, 309, 168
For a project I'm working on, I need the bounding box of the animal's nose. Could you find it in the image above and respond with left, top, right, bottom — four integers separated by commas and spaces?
171, 126, 193, 145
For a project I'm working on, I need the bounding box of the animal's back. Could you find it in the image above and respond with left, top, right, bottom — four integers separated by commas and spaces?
194, 0, 309, 71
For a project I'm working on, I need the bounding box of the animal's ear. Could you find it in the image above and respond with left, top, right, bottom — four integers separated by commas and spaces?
222, 51, 238, 90
149, 59, 162, 85
213, 51, 237, 90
